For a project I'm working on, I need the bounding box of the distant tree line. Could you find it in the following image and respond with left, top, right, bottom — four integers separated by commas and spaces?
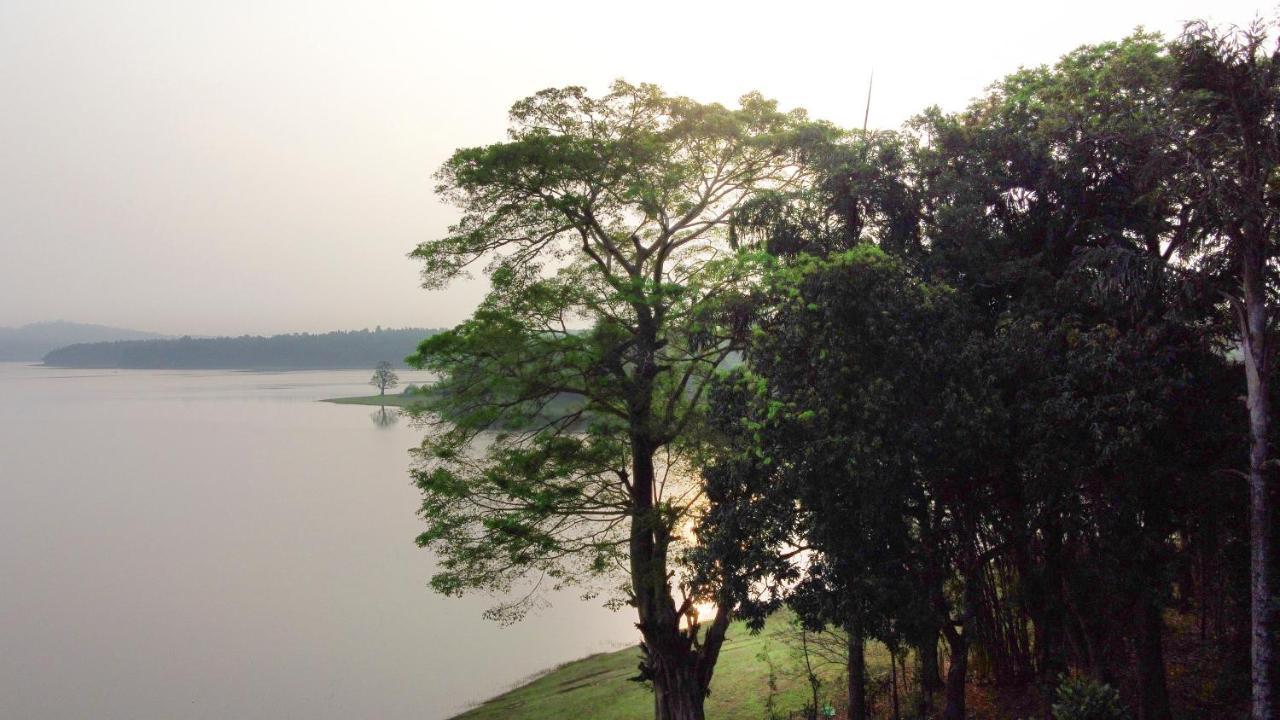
43, 327, 438, 369
404, 19, 1278, 720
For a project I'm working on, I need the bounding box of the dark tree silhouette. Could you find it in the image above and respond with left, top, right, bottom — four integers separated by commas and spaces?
369, 361, 399, 396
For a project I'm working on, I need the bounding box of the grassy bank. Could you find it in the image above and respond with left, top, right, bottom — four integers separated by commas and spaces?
322, 390, 585, 422
321, 394, 426, 408
452, 618, 891, 720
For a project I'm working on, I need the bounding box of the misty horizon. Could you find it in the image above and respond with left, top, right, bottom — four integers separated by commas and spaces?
2, 318, 439, 337
1, 0, 1266, 336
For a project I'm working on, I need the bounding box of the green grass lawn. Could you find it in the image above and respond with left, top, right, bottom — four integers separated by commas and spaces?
451, 617, 892, 720
321, 393, 426, 408
321, 391, 585, 424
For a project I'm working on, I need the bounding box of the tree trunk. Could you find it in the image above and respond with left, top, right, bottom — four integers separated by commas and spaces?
651, 655, 707, 720
625, 313, 716, 720
1240, 240, 1278, 720
1199, 534, 1212, 643
942, 626, 968, 720
1034, 525, 1067, 684
628, 394, 724, 720
918, 620, 941, 718
847, 618, 866, 720
933, 554, 973, 720
1134, 595, 1173, 720
891, 647, 901, 720
1035, 596, 1065, 720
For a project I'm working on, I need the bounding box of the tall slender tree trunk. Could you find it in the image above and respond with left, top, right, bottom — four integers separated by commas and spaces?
1239, 239, 1278, 720
890, 646, 901, 720
800, 629, 820, 719
917, 628, 939, 718
847, 617, 866, 720
1036, 604, 1065, 720
941, 625, 968, 720
1034, 524, 1067, 682
1174, 29, 1280, 718
1199, 535, 1211, 643
1134, 594, 1173, 720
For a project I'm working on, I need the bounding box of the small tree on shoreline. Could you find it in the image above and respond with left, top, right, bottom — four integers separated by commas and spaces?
369, 360, 399, 396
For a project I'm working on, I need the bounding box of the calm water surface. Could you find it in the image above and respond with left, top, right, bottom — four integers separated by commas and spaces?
0, 363, 636, 719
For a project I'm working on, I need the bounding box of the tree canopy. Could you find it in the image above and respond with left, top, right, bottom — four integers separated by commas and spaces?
408, 80, 830, 720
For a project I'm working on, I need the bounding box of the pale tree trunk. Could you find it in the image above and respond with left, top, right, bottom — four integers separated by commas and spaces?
1174, 27, 1280, 718
1239, 238, 1279, 720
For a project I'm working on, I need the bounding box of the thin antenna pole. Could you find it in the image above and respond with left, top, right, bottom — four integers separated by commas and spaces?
862, 69, 875, 136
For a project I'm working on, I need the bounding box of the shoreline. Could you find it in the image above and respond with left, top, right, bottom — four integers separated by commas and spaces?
321, 394, 426, 408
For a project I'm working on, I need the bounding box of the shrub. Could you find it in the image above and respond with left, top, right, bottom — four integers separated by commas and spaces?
1052, 675, 1128, 720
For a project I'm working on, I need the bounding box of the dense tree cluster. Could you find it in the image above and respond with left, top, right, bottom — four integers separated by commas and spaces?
407, 21, 1278, 720
699, 23, 1274, 720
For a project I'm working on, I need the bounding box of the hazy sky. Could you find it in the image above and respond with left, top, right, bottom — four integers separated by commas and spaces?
0, 1, 1271, 336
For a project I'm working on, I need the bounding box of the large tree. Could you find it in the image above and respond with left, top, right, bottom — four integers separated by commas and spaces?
1172, 21, 1280, 720
406, 81, 824, 720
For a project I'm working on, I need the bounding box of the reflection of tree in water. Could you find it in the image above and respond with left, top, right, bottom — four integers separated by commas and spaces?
370, 406, 399, 428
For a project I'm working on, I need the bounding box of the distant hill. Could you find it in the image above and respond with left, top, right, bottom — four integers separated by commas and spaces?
0, 321, 169, 362
43, 327, 439, 370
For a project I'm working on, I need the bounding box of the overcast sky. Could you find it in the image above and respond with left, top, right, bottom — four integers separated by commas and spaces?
0, 0, 1271, 336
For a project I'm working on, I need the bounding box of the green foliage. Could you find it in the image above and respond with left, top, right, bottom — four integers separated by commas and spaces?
412, 80, 831, 292
1051, 676, 1129, 720
322, 393, 425, 408
700, 244, 987, 652
757, 641, 782, 720
406, 80, 829, 634
699, 25, 1253, 720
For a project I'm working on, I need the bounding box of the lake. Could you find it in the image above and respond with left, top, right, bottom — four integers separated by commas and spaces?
0, 363, 638, 719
